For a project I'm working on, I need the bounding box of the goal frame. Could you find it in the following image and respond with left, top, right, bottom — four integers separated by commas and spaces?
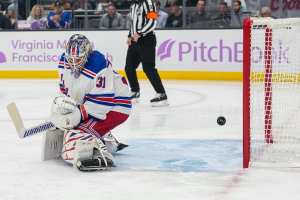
243, 18, 251, 168
243, 18, 275, 168
243, 17, 300, 168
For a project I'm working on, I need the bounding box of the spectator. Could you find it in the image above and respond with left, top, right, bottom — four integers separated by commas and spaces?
166, 1, 182, 28
165, 0, 182, 7
99, 3, 124, 29
260, 6, 272, 18
213, 1, 231, 28
230, 0, 246, 28
5, 0, 27, 20
27, 4, 47, 30
245, 0, 266, 16
95, 0, 111, 12
185, 0, 198, 6
188, 0, 210, 29
125, 12, 131, 29
18, 0, 28, 20
156, 1, 168, 28
62, 0, 72, 10
47, 0, 72, 29
6, 3, 16, 28
72, 0, 93, 10
0, 12, 12, 29
224, 0, 247, 11
0, 2, 4, 11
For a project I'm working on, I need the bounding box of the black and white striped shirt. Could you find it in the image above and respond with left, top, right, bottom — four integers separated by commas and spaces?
128, 0, 157, 37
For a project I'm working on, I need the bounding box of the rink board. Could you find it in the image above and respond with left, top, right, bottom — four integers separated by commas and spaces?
0, 29, 244, 80
0, 29, 295, 80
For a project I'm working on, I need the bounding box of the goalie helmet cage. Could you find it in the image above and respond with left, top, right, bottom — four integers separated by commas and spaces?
243, 18, 300, 168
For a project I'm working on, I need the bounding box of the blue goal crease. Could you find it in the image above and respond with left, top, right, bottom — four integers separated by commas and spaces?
113, 139, 243, 172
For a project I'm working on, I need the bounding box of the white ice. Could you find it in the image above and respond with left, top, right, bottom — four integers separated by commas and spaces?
0, 80, 300, 200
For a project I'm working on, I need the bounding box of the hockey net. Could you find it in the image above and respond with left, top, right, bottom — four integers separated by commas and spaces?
243, 18, 300, 168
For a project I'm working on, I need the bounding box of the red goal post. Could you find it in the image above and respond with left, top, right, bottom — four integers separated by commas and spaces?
243, 17, 300, 168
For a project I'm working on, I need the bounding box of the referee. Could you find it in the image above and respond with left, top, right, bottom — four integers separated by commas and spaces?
125, 0, 168, 106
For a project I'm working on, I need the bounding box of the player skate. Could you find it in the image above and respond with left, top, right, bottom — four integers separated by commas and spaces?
102, 132, 129, 153
130, 91, 140, 103
150, 93, 169, 107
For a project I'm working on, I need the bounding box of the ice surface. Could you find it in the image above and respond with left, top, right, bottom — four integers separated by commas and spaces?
0, 80, 299, 200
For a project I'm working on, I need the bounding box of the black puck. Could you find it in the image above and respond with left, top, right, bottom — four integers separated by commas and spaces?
217, 116, 226, 126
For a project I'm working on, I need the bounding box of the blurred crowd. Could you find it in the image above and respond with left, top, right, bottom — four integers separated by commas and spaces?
0, 0, 297, 30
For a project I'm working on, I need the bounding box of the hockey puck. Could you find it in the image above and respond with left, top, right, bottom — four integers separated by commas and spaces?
217, 116, 226, 126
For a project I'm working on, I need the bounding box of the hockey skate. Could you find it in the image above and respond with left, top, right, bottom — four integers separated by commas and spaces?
150, 93, 169, 107
130, 91, 140, 103
102, 133, 129, 153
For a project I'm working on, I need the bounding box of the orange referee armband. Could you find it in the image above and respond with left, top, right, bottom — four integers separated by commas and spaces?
146, 11, 158, 20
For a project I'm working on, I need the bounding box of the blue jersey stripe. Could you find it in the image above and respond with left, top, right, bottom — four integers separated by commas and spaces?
86, 98, 115, 107
115, 96, 131, 100
115, 103, 132, 108
87, 93, 115, 98
86, 99, 131, 108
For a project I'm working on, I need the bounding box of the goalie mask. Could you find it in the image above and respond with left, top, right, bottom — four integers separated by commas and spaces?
65, 34, 92, 72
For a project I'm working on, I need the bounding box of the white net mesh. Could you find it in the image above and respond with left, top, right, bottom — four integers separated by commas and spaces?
249, 18, 300, 167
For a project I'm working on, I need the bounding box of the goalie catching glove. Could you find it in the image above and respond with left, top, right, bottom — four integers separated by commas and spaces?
50, 95, 81, 130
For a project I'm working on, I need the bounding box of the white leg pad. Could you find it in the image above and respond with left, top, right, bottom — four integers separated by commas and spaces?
41, 129, 64, 161
74, 140, 96, 162
74, 138, 114, 169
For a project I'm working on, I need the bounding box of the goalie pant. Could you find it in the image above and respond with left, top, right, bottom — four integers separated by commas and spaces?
62, 111, 128, 164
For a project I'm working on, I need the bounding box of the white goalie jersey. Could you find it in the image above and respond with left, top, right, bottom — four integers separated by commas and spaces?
58, 50, 132, 121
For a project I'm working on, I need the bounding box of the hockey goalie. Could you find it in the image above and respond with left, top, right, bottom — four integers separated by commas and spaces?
45, 34, 131, 171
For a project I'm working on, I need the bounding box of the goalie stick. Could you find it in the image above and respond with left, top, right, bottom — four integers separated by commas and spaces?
6, 102, 55, 139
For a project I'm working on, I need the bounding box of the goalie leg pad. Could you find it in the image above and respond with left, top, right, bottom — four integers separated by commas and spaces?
75, 138, 114, 171
61, 130, 114, 171
61, 130, 89, 164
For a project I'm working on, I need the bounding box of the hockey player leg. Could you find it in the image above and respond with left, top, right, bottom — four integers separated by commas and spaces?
86, 111, 130, 153
42, 128, 64, 161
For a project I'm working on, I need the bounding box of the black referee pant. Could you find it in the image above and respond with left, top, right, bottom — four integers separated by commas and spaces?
125, 34, 166, 94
